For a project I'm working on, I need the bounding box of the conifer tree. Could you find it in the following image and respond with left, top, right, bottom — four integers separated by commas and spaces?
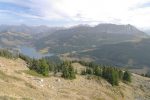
86, 68, 93, 75
68, 65, 76, 79
123, 71, 131, 82
81, 69, 86, 75
61, 62, 76, 79
39, 59, 49, 76
118, 70, 123, 80
94, 66, 101, 76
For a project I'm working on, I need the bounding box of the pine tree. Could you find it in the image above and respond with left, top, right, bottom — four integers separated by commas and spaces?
118, 70, 123, 80
86, 68, 93, 75
103, 67, 119, 86
113, 70, 119, 86
61, 62, 76, 79
68, 65, 76, 79
109, 70, 116, 86
94, 66, 102, 76
39, 59, 49, 76
123, 71, 131, 82
62, 65, 70, 79
30, 59, 39, 71
81, 69, 86, 75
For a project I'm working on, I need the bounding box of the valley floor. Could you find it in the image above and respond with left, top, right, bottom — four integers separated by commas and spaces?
0, 57, 150, 100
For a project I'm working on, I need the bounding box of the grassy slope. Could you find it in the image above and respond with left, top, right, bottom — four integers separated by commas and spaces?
0, 57, 149, 100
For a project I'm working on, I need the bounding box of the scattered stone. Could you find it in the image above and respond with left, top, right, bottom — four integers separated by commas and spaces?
40, 79, 44, 82
33, 78, 44, 83
51, 86, 54, 89
56, 78, 61, 82
40, 84, 44, 87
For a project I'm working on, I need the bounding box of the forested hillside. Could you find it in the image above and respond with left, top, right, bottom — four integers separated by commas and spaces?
0, 49, 150, 100
79, 38, 150, 68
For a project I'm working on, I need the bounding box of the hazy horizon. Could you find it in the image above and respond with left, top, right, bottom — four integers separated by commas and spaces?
0, 0, 150, 30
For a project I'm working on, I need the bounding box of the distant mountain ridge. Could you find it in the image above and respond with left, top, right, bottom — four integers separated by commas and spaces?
34, 24, 148, 53
0, 23, 148, 49
0, 24, 63, 47
0, 23, 150, 70
63, 24, 146, 35
0, 24, 63, 39
0, 24, 147, 36
94, 24, 145, 35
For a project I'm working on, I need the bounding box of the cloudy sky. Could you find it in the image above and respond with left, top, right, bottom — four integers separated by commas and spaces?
0, 0, 150, 29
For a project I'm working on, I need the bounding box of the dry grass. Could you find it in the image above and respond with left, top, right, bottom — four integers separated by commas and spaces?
0, 57, 150, 100
23, 70, 45, 78
0, 70, 23, 82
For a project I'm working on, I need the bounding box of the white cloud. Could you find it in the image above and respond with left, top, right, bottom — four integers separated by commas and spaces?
0, 0, 150, 29
30, 0, 150, 29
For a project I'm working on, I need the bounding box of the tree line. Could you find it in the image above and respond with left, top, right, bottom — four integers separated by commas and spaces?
0, 49, 15, 58
19, 54, 76, 79
78, 61, 131, 86
141, 73, 150, 78
0, 49, 131, 86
